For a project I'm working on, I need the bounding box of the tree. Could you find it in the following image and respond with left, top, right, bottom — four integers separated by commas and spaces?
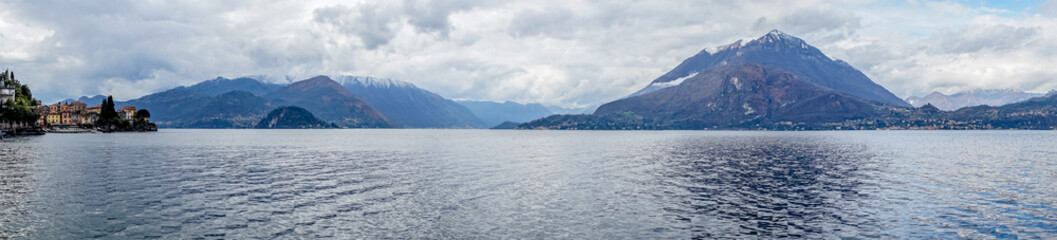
0, 69, 39, 125
97, 95, 122, 130
135, 109, 150, 120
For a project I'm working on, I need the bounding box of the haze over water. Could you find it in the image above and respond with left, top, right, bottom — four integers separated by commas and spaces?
2, 130, 1056, 238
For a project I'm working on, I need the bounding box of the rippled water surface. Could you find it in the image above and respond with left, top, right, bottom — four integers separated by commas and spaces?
2, 130, 1056, 239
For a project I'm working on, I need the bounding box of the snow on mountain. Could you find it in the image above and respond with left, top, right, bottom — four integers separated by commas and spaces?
334, 76, 415, 89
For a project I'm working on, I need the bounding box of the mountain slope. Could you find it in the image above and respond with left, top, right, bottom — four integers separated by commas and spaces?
119, 88, 212, 127
582, 63, 880, 129
457, 100, 555, 127
179, 77, 283, 97
187, 90, 272, 128
337, 76, 486, 128
632, 30, 908, 107
906, 89, 1045, 111
60, 95, 107, 105
117, 77, 283, 127
265, 76, 393, 128
255, 106, 338, 129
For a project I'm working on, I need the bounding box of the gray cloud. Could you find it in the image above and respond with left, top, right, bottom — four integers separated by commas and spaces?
509, 8, 576, 38
403, 0, 484, 36
314, 4, 402, 49
926, 24, 1039, 54
1042, 0, 1057, 16
753, 8, 861, 35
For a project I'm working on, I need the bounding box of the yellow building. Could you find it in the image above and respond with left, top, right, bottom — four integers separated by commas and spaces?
46, 113, 61, 125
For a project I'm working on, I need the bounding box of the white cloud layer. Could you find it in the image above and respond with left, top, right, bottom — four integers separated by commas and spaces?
1, 0, 1056, 106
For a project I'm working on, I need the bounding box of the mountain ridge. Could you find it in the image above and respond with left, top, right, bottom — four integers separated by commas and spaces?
338, 75, 486, 128
906, 89, 1046, 111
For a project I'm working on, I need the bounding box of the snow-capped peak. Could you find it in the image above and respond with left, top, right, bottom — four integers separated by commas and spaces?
755, 29, 801, 44
334, 75, 415, 89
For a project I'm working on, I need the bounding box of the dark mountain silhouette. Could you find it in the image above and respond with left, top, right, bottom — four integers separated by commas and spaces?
265, 76, 393, 128
631, 30, 908, 107
254, 106, 338, 129
338, 76, 485, 128
457, 100, 554, 127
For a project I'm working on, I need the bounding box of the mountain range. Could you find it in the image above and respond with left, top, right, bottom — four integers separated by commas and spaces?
56, 30, 1055, 130
105, 75, 488, 128
521, 30, 1057, 130
905, 89, 1046, 111
338, 76, 485, 128
68, 75, 584, 129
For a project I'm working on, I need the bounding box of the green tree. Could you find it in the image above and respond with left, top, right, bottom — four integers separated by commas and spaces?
135, 109, 150, 120
1, 69, 40, 125
97, 96, 121, 130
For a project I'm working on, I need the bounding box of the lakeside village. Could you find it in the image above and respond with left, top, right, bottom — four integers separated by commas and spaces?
1, 70, 156, 138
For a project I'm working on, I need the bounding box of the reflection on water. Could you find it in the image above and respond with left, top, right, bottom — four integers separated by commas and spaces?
649, 137, 881, 238
0, 130, 1056, 238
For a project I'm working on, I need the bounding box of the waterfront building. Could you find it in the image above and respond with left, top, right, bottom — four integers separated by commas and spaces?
119, 106, 137, 120
46, 113, 61, 125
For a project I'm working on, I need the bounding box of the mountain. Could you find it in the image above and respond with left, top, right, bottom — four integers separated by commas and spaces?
119, 88, 212, 127
906, 89, 1044, 111
631, 30, 909, 107
176, 77, 283, 97
522, 62, 1057, 130
457, 100, 555, 127
254, 106, 339, 129
186, 90, 272, 128
265, 76, 393, 128
115, 77, 284, 127
337, 76, 486, 128
937, 94, 1057, 129
60, 95, 107, 105
523, 64, 883, 129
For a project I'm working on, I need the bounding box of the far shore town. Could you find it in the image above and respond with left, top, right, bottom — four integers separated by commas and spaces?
36, 101, 139, 127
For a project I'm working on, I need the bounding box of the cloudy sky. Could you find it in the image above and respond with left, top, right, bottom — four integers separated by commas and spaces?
2, 0, 1057, 107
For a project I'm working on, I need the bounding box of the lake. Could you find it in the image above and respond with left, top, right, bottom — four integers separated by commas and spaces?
1, 130, 1056, 238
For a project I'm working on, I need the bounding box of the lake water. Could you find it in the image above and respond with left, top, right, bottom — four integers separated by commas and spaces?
1, 130, 1056, 239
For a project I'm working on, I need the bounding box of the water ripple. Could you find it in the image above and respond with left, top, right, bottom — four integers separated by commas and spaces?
1, 130, 1056, 238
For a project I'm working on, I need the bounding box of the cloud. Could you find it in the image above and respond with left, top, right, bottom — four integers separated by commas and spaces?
1041, 0, 1057, 16
0, 0, 1056, 107
926, 24, 1039, 54
314, 4, 403, 49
